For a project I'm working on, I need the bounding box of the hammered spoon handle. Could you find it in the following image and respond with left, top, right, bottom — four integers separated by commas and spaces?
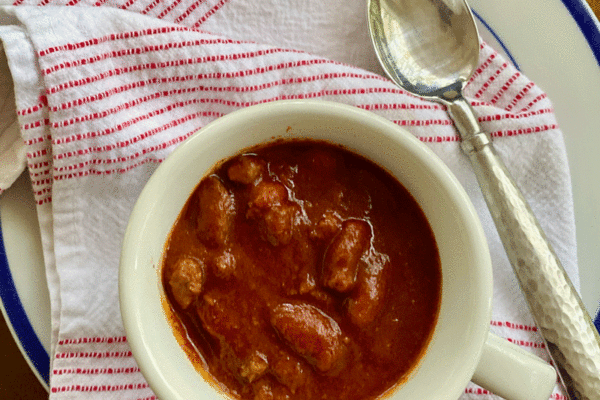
448, 98, 600, 400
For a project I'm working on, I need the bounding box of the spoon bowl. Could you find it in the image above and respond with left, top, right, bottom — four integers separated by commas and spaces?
368, 0, 479, 101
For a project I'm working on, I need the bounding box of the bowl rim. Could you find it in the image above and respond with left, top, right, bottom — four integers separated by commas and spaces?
119, 99, 492, 400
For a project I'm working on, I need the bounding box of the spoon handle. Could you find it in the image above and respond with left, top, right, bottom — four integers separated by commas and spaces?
447, 98, 600, 400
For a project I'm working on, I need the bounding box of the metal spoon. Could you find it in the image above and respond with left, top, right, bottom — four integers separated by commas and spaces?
367, 0, 600, 399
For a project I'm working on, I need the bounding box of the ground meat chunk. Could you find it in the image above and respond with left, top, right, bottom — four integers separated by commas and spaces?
212, 249, 236, 279
252, 379, 291, 400
168, 257, 205, 309
347, 252, 389, 328
252, 381, 274, 400
271, 351, 308, 394
310, 211, 342, 241
322, 219, 371, 293
261, 205, 298, 246
197, 176, 235, 247
270, 303, 348, 374
247, 181, 298, 246
227, 155, 266, 185
248, 181, 287, 208
240, 351, 269, 383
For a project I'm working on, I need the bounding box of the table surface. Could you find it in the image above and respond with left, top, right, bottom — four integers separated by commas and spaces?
1, 2, 599, 399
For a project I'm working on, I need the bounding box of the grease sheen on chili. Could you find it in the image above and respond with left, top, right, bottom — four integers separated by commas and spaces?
162, 139, 442, 400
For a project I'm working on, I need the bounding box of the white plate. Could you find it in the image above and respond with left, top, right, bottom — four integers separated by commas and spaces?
1, 0, 599, 390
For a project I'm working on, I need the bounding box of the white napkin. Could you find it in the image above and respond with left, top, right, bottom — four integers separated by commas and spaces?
0, 1, 577, 399
0, 46, 25, 193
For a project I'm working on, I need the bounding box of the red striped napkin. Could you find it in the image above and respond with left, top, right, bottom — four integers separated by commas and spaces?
0, 1, 576, 399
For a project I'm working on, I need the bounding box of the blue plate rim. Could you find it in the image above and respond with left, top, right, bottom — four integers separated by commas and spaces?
0, 217, 50, 387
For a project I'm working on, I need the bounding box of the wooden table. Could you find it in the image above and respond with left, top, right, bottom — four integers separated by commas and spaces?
1, 2, 599, 399
0, 311, 47, 398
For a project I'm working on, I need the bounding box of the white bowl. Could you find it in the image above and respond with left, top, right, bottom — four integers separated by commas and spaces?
120, 100, 493, 400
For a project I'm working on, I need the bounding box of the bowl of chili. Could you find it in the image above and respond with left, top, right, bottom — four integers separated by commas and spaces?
120, 100, 556, 400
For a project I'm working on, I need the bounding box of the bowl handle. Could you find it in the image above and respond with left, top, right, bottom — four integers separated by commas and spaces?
471, 332, 557, 400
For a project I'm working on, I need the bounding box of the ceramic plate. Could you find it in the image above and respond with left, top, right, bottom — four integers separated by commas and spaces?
1, 0, 599, 389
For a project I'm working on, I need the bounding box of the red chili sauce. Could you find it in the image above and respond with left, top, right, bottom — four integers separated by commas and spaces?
161, 139, 441, 400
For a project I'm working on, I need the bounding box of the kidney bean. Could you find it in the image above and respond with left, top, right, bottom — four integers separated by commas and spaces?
197, 176, 235, 248
347, 251, 389, 328
322, 219, 371, 293
270, 303, 348, 374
